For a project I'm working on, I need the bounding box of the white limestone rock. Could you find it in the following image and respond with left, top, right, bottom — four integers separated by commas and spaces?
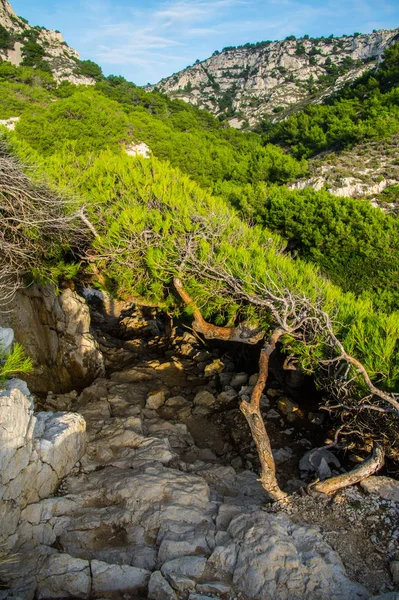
0, 326, 14, 354
0, 381, 86, 544
125, 142, 151, 158
91, 560, 150, 596
228, 511, 369, 600
37, 554, 91, 599
361, 476, 399, 502
148, 570, 177, 600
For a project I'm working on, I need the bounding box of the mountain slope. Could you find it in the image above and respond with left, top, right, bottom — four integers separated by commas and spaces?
150, 29, 399, 128
0, 0, 95, 85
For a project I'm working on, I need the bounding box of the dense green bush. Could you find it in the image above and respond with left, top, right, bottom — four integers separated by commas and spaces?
15, 90, 130, 154
0, 24, 12, 49
74, 59, 103, 81
11, 140, 398, 394
223, 183, 399, 311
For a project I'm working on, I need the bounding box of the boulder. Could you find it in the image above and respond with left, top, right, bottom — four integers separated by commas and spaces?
146, 390, 166, 409
148, 571, 177, 600
0, 380, 86, 544
1, 284, 104, 393
228, 512, 369, 600
91, 560, 150, 596
360, 476, 399, 502
37, 554, 91, 599
193, 390, 216, 407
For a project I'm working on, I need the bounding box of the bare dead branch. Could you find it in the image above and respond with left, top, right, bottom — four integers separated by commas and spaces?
309, 443, 384, 495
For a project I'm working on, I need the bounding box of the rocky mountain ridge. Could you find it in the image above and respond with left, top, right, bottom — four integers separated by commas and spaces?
150, 28, 399, 128
0, 0, 94, 85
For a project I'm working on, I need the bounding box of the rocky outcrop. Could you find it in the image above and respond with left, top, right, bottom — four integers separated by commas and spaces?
1, 284, 104, 393
288, 135, 399, 213
149, 29, 399, 128
1, 317, 398, 598
0, 0, 94, 85
0, 359, 380, 599
0, 378, 86, 548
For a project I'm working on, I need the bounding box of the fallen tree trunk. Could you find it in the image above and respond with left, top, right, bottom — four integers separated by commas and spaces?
310, 443, 384, 495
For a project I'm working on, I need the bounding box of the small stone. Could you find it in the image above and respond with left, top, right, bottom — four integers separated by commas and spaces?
91, 560, 150, 595
272, 447, 294, 465
178, 407, 192, 419
249, 373, 258, 385
148, 571, 177, 600
277, 396, 299, 416
230, 373, 248, 389
217, 389, 238, 404
266, 409, 280, 419
266, 388, 280, 397
161, 556, 207, 580
166, 396, 188, 407
219, 372, 233, 386
194, 390, 216, 407
197, 581, 232, 595
37, 554, 91, 599
194, 350, 212, 362
260, 394, 269, 408
308, 411, 325, 425
231, 456, 243, 469
204, 359, 225, 377
146, 390, 166, 410
167, 574, 196, 593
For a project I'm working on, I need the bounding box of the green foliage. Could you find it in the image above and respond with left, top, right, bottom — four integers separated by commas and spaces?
14, 83, 306, 187
229, 184, 399, 312
0, 80, 52, 119
74, 59, 104, 81
263, 42, 399, 158
21, 38, 50, 72
20, 146, 399, 392
0, 24, 12, 49
0, 61, 56, 90
15, 90, 130, 154
0, 343, 33, 383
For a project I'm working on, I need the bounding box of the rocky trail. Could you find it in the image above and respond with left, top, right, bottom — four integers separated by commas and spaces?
1, 302, 399, 600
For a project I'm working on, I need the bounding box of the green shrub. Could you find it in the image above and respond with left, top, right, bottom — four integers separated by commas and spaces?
0, 24, 12, 50
0, 343, 33, 383
74, 59, 103, 81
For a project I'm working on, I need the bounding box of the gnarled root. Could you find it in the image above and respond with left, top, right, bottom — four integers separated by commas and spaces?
173, 278, 264, 344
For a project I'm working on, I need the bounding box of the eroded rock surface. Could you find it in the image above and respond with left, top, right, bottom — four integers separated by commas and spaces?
1, 284, 104, 393
0, 379, 86, 548
1, 364, 371, 599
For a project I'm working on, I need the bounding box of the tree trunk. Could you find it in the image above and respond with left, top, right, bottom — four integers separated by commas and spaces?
240, 329, 288, 502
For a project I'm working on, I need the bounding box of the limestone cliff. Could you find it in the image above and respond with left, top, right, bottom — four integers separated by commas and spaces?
0, 0, 94, 85
150, 29, 399, 128
1, 284, 104, 393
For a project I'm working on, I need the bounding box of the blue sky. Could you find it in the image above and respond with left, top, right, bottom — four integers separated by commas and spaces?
10, 0, 399, 85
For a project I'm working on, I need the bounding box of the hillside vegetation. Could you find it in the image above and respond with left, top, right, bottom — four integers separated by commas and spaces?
1, 37, 399, 460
